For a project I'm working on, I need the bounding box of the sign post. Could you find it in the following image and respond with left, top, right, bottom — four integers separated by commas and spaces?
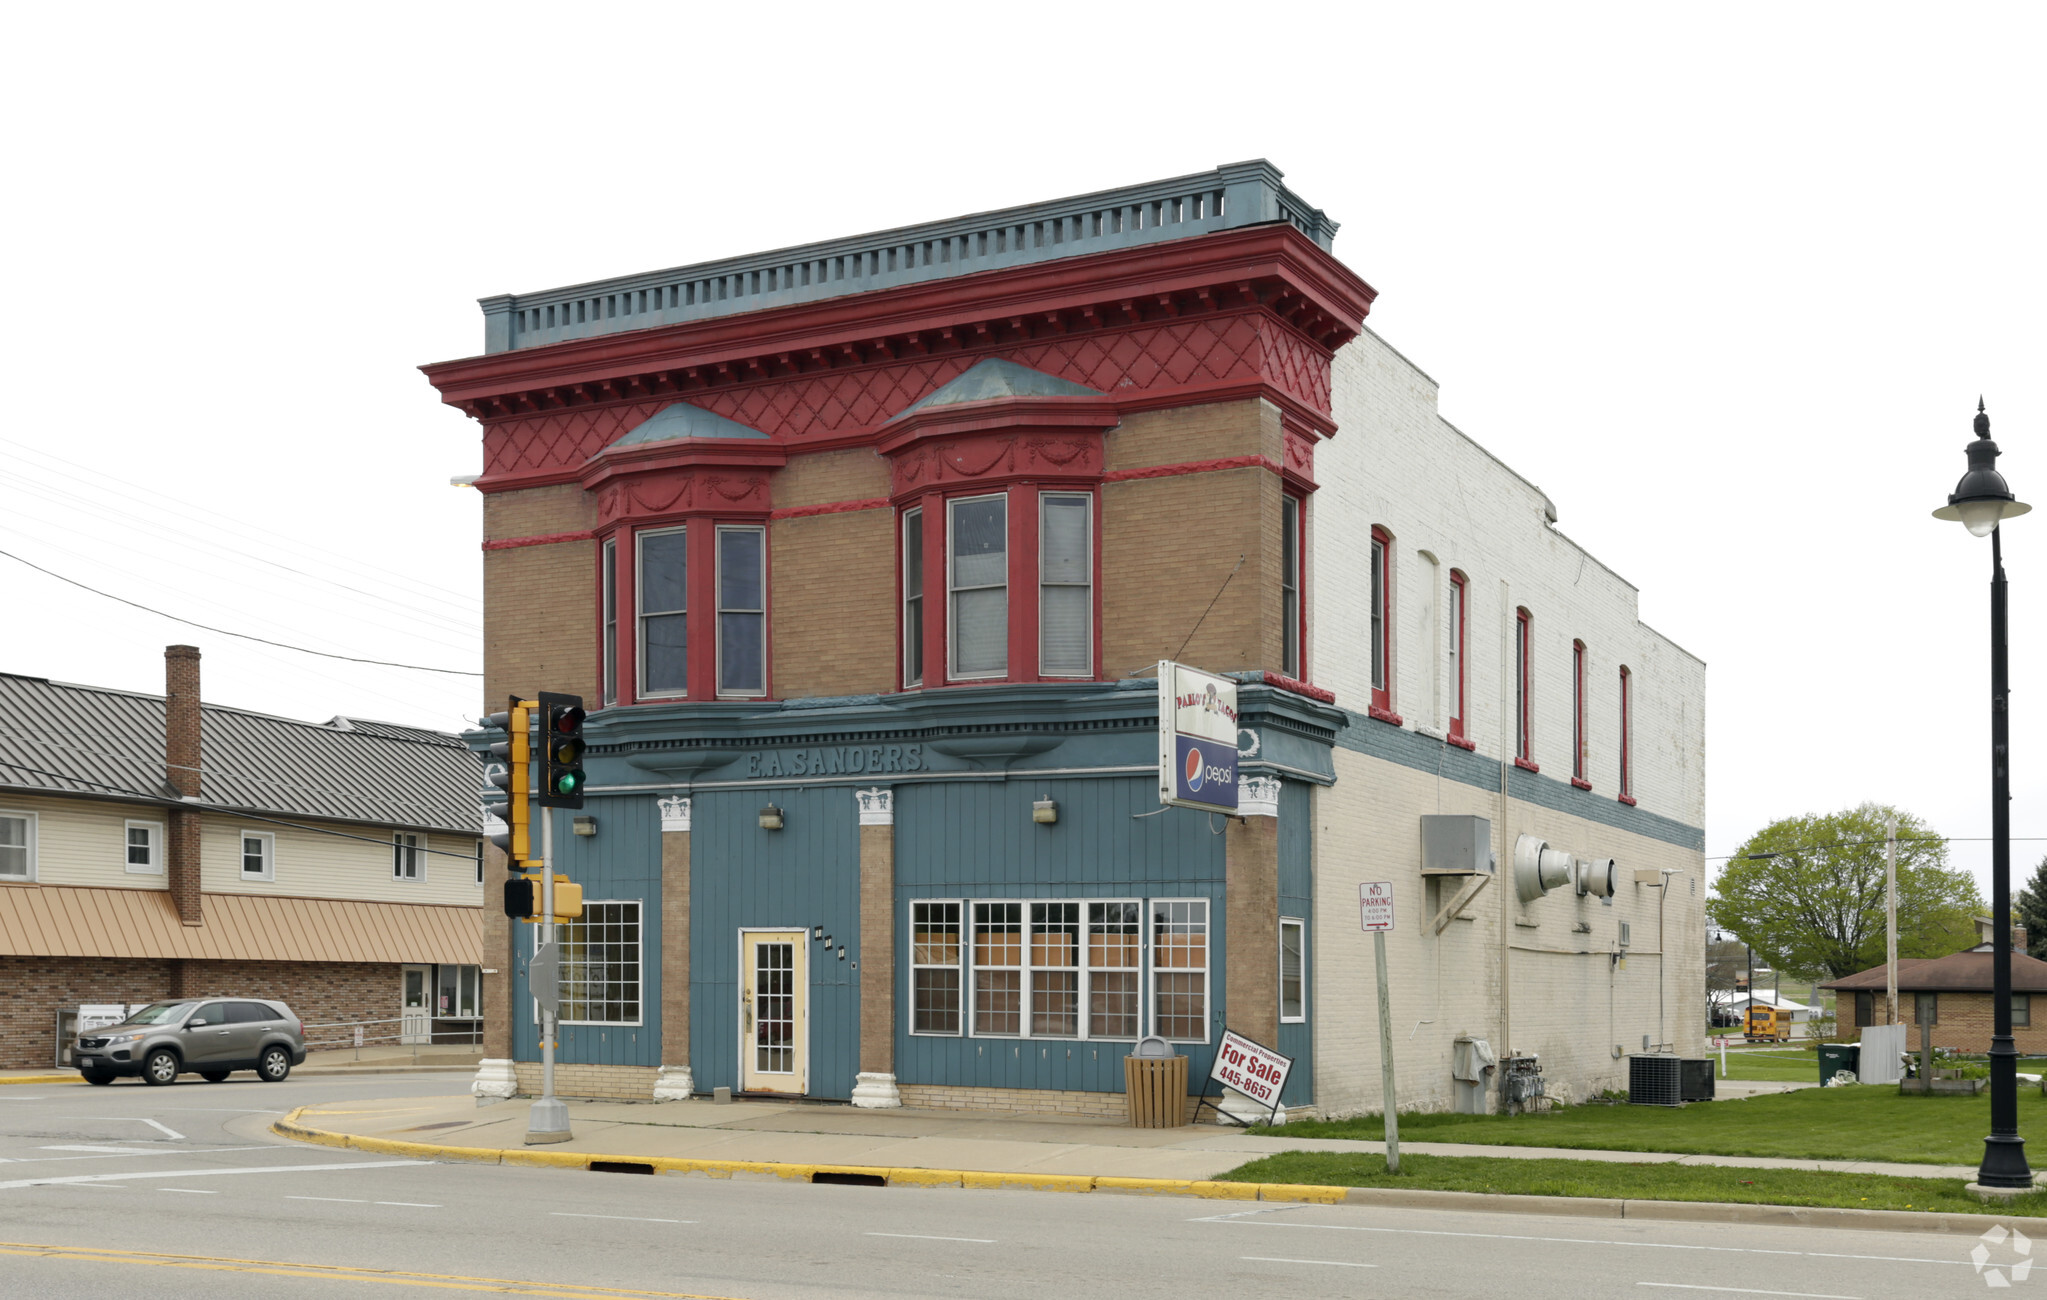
1361, 881, 1400, 1173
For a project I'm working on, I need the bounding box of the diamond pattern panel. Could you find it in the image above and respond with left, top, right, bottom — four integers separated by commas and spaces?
482, 313, 1330, 478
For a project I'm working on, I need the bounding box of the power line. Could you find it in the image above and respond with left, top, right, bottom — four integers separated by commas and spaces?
0, 545, 483, 677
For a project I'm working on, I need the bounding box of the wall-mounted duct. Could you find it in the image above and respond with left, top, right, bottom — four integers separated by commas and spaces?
1513, 834, 1574, 903
1576, 857, 1616, 899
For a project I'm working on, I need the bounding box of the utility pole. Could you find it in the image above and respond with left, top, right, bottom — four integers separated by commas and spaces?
1885, 815, 1899, 1027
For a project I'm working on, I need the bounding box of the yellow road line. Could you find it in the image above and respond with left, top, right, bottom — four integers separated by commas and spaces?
0, 1241, 752, 1299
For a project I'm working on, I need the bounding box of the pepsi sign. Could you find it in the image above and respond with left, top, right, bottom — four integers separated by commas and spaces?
1158, 661, 1240, 814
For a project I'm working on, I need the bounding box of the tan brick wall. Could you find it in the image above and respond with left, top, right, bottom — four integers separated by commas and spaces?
484, 484, 596, 541
1226, 816, 1279, 1046
1864, 992, 2047, 1054
482, 843, 513, 1058
769, 509, 895, 698
859, 823, 893, 1074
771, 448, 890, 509
661, 829, 689, 1069
484, 542, 598, 707
1104, 399, 1279, 472
1100, 466, 1284, 680
511, 1061, 658, 1101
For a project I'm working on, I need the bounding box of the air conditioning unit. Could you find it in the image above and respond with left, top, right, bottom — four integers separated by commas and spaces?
1679, 1059, 1716, 1103
1628, 1054, 1682, 1107
1421, 815, 1494, 876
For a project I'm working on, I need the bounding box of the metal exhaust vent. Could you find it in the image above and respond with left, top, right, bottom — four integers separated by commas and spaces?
1513, 834, 1574, 903
1575, 857, 1616, 898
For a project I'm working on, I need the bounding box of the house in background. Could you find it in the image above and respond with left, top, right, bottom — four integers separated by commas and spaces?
0, 645, 486, 1068
1824, 930, 2047, 1055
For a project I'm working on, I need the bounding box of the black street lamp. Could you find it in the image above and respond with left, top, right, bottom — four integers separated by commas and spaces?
1933, 399, 2033, 1193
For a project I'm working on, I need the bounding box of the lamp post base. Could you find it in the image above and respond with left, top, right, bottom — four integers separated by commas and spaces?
1966, 1179, 2045, 1202
1976, 1133, 2033, 1190
526, 1096, 572, 1144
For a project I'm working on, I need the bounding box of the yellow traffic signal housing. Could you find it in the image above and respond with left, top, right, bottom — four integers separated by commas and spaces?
551, 878, 584, 921
513, 873, 584, 924
483, 696, 541, 871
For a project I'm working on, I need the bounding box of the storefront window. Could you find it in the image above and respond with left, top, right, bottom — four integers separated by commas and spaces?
972, 902, 1023, 1035
1088, 902, 1140, 1038
1152, 899, 1209, 1042
911, 902, 960, 1034
917, 897, 1154, 1042
437, 964, 481, 1019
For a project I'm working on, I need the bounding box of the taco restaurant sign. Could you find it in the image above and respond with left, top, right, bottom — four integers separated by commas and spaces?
1158, 660, 1238, 814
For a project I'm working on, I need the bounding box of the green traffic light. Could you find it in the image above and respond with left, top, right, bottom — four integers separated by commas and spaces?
555, 771, 585, 796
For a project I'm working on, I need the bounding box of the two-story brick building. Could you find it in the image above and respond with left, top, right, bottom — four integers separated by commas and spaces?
429, 162, 1706, 1118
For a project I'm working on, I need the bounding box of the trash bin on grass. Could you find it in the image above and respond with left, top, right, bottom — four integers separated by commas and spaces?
1818, 1042, 1860, 1084
1124, 1035, 1188, 1127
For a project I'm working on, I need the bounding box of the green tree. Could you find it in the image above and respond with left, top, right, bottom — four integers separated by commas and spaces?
1707, 804, 1982, 979
2017, 854, 2047, 960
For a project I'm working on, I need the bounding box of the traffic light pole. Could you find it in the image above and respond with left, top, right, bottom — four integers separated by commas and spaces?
528, 767, 571, 1142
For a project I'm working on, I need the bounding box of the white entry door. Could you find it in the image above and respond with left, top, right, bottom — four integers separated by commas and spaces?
400, 965, 431, 1045
740, 931, 807, 1094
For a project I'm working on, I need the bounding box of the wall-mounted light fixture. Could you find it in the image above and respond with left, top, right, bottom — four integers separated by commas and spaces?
1032, 799, 1058, 825
812, 925, 824, 941
572, 816, 599, 837
758, 804, 784, 831
837, 946, 847, 961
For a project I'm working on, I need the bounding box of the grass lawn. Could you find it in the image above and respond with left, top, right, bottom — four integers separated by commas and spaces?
1217, 1150, 2047, 1216
1716, 1046, 1823, 1083
1255, 1084, 2047, 1165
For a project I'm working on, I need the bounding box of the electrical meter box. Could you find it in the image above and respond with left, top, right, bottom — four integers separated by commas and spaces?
1420, 815, 1494, 876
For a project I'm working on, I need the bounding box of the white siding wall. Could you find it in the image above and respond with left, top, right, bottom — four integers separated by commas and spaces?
0, 793, 169, 889
202, 821, 483, 905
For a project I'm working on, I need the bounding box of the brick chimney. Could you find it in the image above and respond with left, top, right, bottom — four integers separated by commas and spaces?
165, 645, 203, 926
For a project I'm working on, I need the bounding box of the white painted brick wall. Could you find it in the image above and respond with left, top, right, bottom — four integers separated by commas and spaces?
1315, 328, 1705, 830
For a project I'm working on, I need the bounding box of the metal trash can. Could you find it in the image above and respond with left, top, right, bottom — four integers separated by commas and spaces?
1817, 1042, 1860, 1084
1124, 1036, 1188, 1128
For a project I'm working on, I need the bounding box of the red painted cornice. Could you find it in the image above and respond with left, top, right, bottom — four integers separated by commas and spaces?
421, 225, 1376, 414
579, 437, 786, 492
876, 394, 1121, 455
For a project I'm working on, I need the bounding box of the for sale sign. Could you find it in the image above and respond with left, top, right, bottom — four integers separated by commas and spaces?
1157, 661, 1239, 814
1360, 881, 1394, 931
1209, 1028, 1293, 1112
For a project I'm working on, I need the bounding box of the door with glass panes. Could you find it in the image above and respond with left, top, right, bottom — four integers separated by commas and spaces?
740, 930, 807, 1094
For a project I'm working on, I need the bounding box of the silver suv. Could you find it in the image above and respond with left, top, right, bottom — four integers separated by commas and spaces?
75, 999, 307, 1086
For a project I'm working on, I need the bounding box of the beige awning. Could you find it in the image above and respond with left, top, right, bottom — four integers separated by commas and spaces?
0, 885, 481, 966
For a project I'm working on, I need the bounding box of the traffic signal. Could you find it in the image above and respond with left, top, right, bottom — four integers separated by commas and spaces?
537, 691, 587, 809
504, 873, 582, 923
481, 696, 536, 870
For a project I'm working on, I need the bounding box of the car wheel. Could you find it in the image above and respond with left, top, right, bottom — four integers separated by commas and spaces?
200, 1071, 230, 1083
142, 1049, 181, 1086
82, 1069, 115, 1086
258, 1046, 291, 1082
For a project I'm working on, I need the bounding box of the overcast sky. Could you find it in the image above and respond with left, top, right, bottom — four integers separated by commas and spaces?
3, 5, 2042, 898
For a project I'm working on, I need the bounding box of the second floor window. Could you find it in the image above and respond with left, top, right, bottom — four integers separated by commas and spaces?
949, 494, 1007, 679
1369, 527, 1391, 710
717, 526, 766, 696
1573, 640, 1588, 784
902, 508, 924, 687
1515, 608, 1533, 764
1039, 493, 1092, 676
637, 527, 688, 697
1620, 665, 1635, 801
393, 833, 421, 881
1448, 570, 1468, 740
601, 538, 617, 706
1281, 495, 1302, 677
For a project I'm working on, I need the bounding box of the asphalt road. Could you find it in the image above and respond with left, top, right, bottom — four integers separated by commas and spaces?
0, 1073, 2010, 1298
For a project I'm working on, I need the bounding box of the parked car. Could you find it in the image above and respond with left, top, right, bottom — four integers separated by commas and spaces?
73, 998, 306, 1086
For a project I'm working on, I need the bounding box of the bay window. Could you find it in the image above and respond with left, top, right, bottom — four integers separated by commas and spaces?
637, 527, 688, 697
1039, 493, 1092, 676
717, 525, 766, 696
948, 495, 1008, 679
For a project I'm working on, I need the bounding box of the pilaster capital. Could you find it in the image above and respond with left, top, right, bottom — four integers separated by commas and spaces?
856, 787, 894, 827
658, 795, 692, 833
1238, 775, 1281, 818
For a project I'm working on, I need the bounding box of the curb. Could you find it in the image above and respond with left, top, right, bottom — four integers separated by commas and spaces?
0, 1075, 83, 1086
268, 1109, 2016, 1233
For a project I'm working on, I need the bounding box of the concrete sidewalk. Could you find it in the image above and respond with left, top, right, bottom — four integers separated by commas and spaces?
277, 1090, 1978, 1184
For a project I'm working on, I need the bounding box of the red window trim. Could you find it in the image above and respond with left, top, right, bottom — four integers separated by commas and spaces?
1369, 526, 1392, 715
605, 514, 774, 708
1447, 570, 1468, 744
1280, 491, 1308, 682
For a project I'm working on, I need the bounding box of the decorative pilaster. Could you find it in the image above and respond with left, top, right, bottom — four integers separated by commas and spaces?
856, 787, 900, 1107
659, 795, 692, 1098
472, 1058, 518, 1101
1224, 814, 1281, 1047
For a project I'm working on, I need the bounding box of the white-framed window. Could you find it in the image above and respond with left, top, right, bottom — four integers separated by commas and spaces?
1039, 492, 1092, 676
947, 493, 1008, 679
537, 899, 642, 1026
902, 507, 925, 687
392, 833, 422, 881
239, 830, 274, 881
124, 819, 163, 874
1151, 898, 1210, 1043
637, 525, 688, 698
910, 901, 960, 1033
914, 896, 1153, 1042
601, 536, 618, 706
0, 810, 37, 880
716, 524, 766, 697
437, 963, 482, 1019
1279, 917, 1307, 1023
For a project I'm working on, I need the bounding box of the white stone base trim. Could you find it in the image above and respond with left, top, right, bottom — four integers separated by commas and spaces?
652, 1064, 695, 1101
1217, 1086, 1286, 1126
471, 1058, 518, 1101
850, 1071, 903, 1108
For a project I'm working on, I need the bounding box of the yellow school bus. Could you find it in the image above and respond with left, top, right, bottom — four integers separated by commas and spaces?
1744, 1006, 1789, 1042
